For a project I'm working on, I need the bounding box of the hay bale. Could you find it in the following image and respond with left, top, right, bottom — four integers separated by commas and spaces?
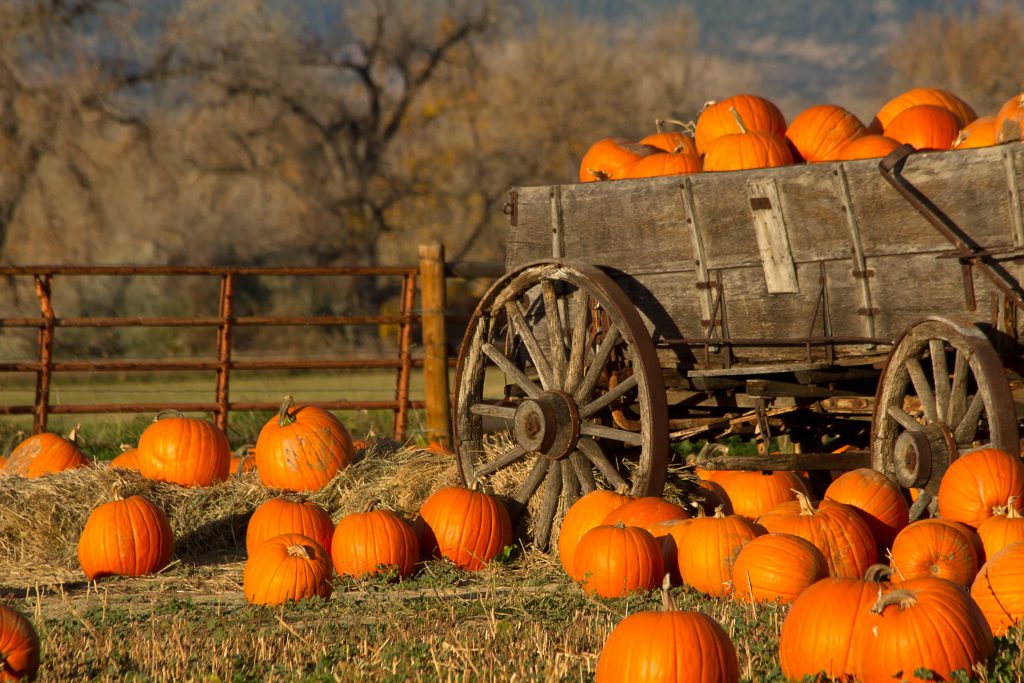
0, 444, 458, 572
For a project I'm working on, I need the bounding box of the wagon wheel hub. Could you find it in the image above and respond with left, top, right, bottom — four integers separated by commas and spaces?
513, 390, 580, 460
893, 422, 956, 490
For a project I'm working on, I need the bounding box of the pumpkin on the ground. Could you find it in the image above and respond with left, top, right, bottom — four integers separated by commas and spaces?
0, 604, 40, 681
136, 410, 230, 487
888, 519, 978, 589
110, 444, 139, 471
677, 507, 762, 597
77, 489, 174, 579
557, 488, 633, 580
852, 577, 993, 683
970, 540, 1024, 636
937, 447, 1024, 527
414, 486, 512, 571
596, 577, 739, 683
243, 532, 332, 606
3, 427, 90, 478
573, 522, 663, 598
730, 533, 828, 604
778, 575, 885, 681
254, 396, 355, 492
246, 495, 334, 557
825, 468, 908, 550
649, 517, 695, 586
715, 470, 809, 521
230, 445, 257, 475
976, 497, 1024, 561
757, 491, 877, 578
599, 496, 689, 533
332, 506, 419, 579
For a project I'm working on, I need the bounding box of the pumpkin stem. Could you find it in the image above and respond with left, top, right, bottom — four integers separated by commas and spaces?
864, 563, 894, 582
793, 490, 816, 516
154, 409, 185, 423
68, 423, 82, 444
111, 479, 128, 501
587, 168, 611, 181
728, 106, 749, 135
712, 504, 726, 519
699, 100, 717, 113
871, 587, 918, 614
286, 543, 313, 559
277, 395, 297, 427
614, 483, 631, 496
659, 574, 678, 611
360, 499, 378, 514
655, 118, 696, 134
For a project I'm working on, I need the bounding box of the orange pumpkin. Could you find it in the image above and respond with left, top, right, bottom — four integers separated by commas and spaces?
778, 576, 884, 681
254, 396, 355, 492
677, 508, 762, 597
0, 604, 40, 681
573, 522, 664, 598
869, 87, 977, 132
578, 138, 659, 182
888, 519, 978, 589
825, 468, 908, 549
970, 540, 1024, 636
883, 104, 961, 150
757, 492, 877, 578
715, 470, 809, 521
730, 533, 828, 604
976, 497, 1024, 562
624, 151, 701, 178
953, 115, 997, 150
243, 532, 332, 606
691, 479, 733, 516
852, 577, 993, 683
695, 94, 787, 156
414, 486, 512, 571
77, 491, 174, 580
785, 104, 865, 162
639, 119, 698, 157
649, 517, 695, 586
136, 410, 230, 487
995, 93, 1024, 143
3, 427, 89, 478
832, 134, 902, 161
937, 447, 1024, 527
557, 488, 633, 580
331, 507, 419, 579
230, 445, 257, 475
600, 496, 689, 533
110, 444, 140, 471
245, 495, 334, 557
595, 579, 739, 683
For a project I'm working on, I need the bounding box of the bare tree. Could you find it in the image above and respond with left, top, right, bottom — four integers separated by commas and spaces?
882, 4, 1024, 115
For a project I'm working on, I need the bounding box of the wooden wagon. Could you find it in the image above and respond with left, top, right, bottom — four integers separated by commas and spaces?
451, 140, 1024, 548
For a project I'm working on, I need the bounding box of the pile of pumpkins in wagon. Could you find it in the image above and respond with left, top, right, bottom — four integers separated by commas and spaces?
2, 85, 1024, 681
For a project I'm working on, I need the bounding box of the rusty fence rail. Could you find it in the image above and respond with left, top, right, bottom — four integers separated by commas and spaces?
0, 264, 425, 438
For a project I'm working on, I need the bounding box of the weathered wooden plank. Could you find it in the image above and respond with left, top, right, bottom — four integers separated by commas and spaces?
747, 177, 799, 293
695, 451, 872, 471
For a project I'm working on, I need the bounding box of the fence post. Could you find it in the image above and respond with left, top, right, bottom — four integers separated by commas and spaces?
419, 242, 451, 446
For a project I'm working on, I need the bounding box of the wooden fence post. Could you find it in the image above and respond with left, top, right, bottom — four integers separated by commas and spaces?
419, 242, 451, 446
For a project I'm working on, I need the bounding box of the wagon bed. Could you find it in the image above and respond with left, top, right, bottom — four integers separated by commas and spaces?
453, 141, 1024, 547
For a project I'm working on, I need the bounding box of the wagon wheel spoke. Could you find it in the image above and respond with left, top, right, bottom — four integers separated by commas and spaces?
908, 490, 934, 523
947, 350, 969, 426
580, 423, 644, 445
576, 438, 629, 490
505, 301, 554, 391
572, 326, 621, 403
580, 374, 638, 419
533, 464, 563, 550
930, 340, 951, 423
481, 342, 543, 399
564, 290, 591, 392
906, 357, 938, 424
886, 405, 923, 433
472, 445, 527, 481
453, 262, 667, 550
542, 280, 568, 388
872, 317, 1017, 504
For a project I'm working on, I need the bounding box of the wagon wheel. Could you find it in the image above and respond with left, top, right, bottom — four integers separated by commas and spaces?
871, 316, 1018, 521
453, 260, 668, 550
